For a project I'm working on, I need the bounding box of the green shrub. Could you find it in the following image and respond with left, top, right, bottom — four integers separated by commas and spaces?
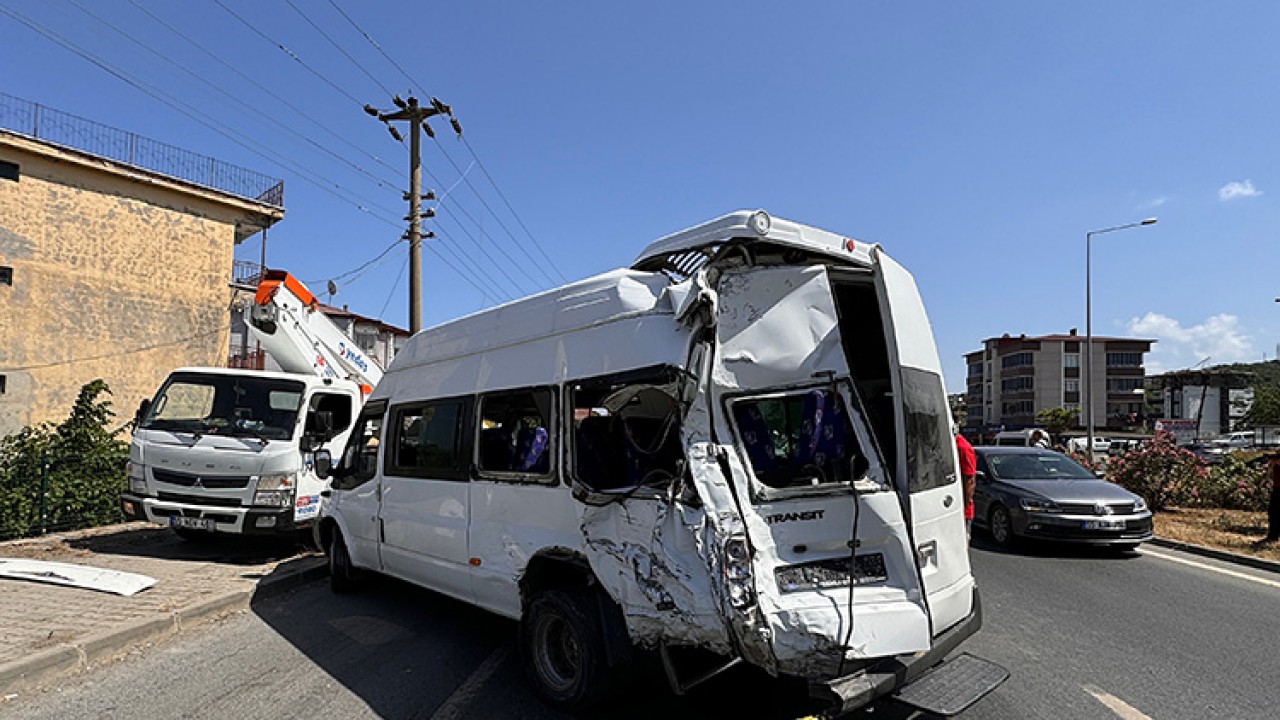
1192, 451, 1270, 512
0, 380, 128, 539
1105, 431, 1206, 510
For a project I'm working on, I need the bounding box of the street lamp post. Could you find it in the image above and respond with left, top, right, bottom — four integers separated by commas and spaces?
1085, 217, 1158, 465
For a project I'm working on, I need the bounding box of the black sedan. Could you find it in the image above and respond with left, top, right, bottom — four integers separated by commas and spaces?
972, 447, 1154, 549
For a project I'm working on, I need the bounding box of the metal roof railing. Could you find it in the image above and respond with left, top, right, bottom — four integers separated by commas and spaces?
0, 92, 283, 208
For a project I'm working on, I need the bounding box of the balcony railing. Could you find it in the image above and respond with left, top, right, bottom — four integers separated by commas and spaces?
0, 92, 283, 208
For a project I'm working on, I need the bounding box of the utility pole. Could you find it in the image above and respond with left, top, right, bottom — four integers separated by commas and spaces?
365, 95, 462, 333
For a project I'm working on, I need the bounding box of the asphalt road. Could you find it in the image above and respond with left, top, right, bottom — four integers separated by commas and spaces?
4, 538, 1279, 719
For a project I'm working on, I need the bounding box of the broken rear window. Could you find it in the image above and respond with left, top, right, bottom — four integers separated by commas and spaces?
730, 388, 868, 490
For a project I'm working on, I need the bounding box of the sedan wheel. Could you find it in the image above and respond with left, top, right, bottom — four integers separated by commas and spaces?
989, 505, 1015, 547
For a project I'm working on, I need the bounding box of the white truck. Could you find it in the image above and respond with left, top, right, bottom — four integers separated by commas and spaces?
120, 271, 384, 539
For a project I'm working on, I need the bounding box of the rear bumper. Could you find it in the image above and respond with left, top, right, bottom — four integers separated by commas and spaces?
120, 493, 301, 535
808, 587, 984, 714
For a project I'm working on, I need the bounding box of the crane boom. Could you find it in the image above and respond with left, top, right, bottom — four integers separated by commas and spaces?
244, 270, 384, 395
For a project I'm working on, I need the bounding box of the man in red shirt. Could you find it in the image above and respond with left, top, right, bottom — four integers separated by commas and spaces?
955, 428, 977, 540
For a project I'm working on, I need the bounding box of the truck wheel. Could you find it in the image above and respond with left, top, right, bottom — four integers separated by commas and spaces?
520, 588, 613, 711
328, 529, 361, 594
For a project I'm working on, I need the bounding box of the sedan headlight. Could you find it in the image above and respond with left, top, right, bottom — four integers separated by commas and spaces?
127, 461, 147, 494
1132, 497, 1148, 512
253, 473, 295, 507
1019, 497, 1061, 513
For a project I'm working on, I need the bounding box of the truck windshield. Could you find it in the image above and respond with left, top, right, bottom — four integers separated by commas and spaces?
730, 388, 867, 489
140, 373, 305, 441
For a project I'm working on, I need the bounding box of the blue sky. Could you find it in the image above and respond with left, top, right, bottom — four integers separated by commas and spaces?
3, 1, 1277, 391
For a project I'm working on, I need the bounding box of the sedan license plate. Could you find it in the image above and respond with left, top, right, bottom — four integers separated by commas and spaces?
170, 516, 215, 531
1082, 519, 1125, 530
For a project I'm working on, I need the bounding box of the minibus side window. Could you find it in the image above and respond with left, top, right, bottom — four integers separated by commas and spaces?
901, 368, 953, 493
477, 388, 555, 483
335, 404, 384, 490
388, 397, 471, 481
569, 373, 684, 492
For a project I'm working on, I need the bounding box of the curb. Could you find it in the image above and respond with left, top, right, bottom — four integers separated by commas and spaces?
1150, 537, 1280, 575
0, 557, 327, 696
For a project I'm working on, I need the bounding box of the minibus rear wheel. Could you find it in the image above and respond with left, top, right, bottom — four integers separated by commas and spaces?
521, 588, 614, 710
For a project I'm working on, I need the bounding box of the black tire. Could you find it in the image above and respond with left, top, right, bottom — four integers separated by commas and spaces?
989, 505, 1016, 548
328, 528, 360, 594
520, 588, 613, 711
1111, 543, 1140, 553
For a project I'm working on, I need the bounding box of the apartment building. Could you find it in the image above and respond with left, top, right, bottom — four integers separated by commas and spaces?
964, 330, 1154, 433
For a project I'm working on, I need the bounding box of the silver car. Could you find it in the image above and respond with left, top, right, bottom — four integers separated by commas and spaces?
972, 447, 1154, 550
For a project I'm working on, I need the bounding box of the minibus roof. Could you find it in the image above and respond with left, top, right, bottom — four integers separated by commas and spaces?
632, 210, 877, 278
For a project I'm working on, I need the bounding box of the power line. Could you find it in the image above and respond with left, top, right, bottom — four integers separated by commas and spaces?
64, 0, 402, 213
323, 0, 567, 285
125, 0, 406, 185
285, 0, 396, 98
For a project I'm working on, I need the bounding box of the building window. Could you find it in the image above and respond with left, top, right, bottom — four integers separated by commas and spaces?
1063, 353, 1079, 368
0, 375, 6, 394
0, 160, 17, 182
1064, 379, 1079, 393
968, 363, 983, 378
0, 267, 11, 286
1002, 400, 1034, 416
1002, 377, 1034, 392
1107, 378, 1144, 393
1107, 352, 1142, 367
1001, 352, 1033, 369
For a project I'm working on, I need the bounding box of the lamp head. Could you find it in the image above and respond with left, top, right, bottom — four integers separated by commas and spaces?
1141, 217, 1158, 225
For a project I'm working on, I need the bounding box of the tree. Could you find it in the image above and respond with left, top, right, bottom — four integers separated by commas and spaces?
1239, 381, 1280, 428
1036, 406, 1078, 439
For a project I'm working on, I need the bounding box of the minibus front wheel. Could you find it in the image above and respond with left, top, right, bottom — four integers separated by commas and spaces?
521, 588, 616, 711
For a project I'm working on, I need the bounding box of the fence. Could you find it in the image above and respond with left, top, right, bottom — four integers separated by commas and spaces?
0, 92, 283, 208
0, 450, 126, 542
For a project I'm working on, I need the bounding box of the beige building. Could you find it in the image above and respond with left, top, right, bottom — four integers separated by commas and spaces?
0, 99, 283, 436
963, 330, 1154, 434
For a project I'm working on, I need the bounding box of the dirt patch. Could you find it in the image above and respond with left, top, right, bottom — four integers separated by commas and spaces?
1155, 507, 1280, 562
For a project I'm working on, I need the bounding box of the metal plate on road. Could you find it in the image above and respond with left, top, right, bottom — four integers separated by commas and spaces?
893, 653, 1009, 716
170, 516, 215, 531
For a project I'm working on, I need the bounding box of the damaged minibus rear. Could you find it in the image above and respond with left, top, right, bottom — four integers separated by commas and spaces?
314, 210, 1004, 715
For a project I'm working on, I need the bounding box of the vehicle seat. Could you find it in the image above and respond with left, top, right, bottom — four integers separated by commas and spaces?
576, 415, 625, 489
795, 390, 850, 480
480, 426, 513, 471
514, 425, 550, 473
733, 403, 778, 473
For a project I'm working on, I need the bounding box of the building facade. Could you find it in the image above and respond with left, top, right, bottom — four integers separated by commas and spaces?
0, 97, 283, 436
964, 331, 1154, 434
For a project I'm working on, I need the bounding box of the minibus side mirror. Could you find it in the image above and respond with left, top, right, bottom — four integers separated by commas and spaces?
313, 449, 333, 479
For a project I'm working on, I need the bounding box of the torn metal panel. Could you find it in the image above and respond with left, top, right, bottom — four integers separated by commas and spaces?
0, 558, 156, 596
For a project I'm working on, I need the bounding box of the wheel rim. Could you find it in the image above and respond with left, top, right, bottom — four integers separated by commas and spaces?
991, 507, 1011, 544
533, 613, 581, 693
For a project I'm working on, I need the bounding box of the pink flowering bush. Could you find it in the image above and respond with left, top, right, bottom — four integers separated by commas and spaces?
1194, 451, 1270, 512
1105, 431, 1205, 510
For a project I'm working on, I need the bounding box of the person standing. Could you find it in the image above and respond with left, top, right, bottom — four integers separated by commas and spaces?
955, 428, 977, 540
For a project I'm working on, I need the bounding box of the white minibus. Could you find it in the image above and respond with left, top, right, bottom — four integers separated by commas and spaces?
314, 211, 1003, 714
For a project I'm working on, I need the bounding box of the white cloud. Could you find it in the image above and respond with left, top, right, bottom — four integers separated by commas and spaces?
1141, 195, 1168, 209
1218, 180, 1261, 201
1126, 312, 1255, 373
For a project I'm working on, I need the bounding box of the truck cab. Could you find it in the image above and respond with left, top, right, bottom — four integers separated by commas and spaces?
120, 368, 359, 537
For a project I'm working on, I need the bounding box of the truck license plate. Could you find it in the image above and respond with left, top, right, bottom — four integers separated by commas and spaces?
170, 516, 215, 531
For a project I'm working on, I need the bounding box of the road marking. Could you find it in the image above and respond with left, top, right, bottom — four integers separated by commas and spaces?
429, 642, 513, 720
1139, 547, 1280, 590
1084, 686, 1152, 719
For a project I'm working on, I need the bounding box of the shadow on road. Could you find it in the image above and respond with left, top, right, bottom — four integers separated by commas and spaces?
249, 572, 846, 720
968, 533, 1145, 561
64, 524, 311, 565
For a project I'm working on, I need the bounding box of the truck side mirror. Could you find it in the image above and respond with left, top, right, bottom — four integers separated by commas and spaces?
314, 449, 333, 479
134, 398, 152, 428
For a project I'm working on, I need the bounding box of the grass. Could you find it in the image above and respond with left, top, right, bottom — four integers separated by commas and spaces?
1154, 507, 1280, 563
